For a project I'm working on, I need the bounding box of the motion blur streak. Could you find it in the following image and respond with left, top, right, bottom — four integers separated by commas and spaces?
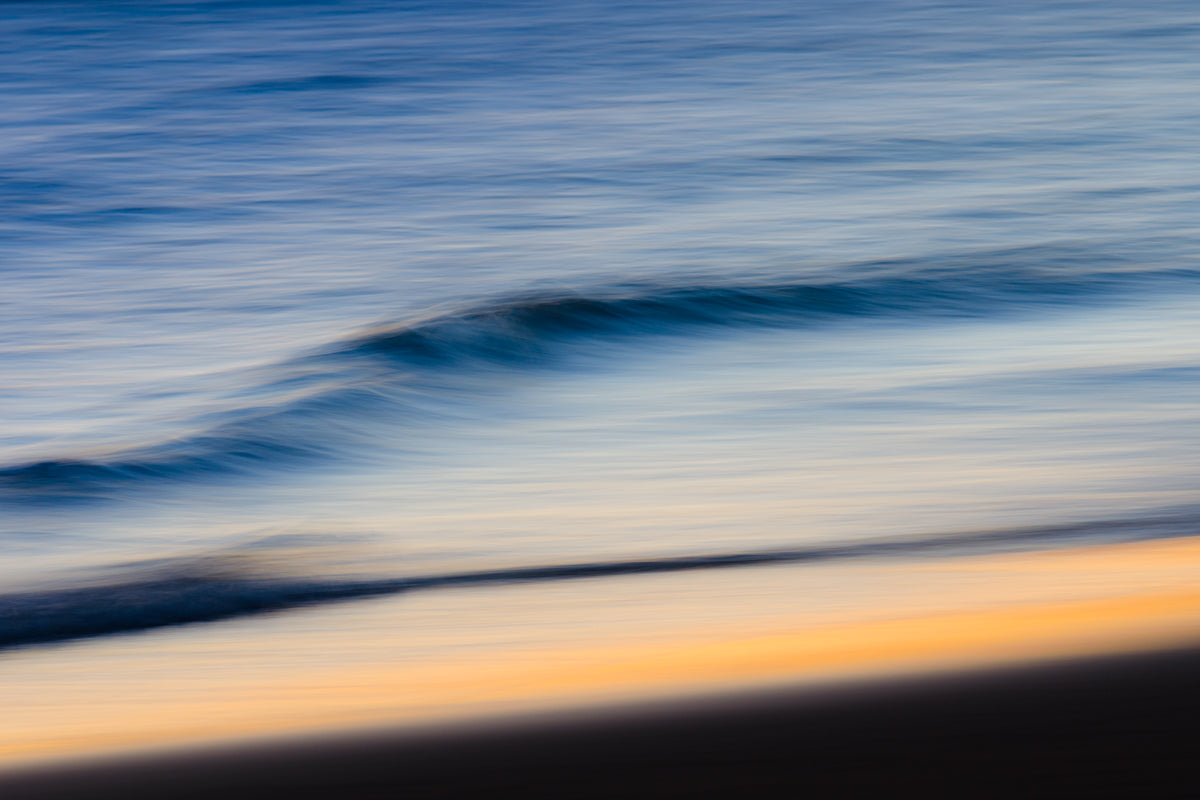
4, 535, 1200, 767
3, 0, 1200, 774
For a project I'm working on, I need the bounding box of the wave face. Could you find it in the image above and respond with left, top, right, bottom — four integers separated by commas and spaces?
4, 513, 1196, 651
1, 254, 1192, 503
345, 258, 1136, 366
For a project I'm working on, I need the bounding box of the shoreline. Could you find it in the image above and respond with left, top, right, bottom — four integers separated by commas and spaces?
3, 641, 1199, 798
5, 534, 1200, 783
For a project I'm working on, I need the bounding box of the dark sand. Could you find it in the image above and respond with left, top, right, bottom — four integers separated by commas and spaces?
3, 645, 1199, 799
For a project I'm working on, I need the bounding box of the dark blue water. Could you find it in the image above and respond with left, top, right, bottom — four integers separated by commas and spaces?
3, 0, 1200, 651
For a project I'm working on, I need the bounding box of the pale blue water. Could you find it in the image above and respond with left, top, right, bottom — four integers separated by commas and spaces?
3, 0, 1200, 649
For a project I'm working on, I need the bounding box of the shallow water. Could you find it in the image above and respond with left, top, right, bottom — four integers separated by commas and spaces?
3, 0, 1200, 765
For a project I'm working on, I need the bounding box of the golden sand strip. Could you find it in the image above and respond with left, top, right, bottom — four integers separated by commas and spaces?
3, 535, 1200, 768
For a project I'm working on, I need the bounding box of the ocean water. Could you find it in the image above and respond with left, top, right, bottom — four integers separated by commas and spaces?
4, 0, 1200, 764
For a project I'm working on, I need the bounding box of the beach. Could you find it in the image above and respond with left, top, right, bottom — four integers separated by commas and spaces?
4, 640, 1200, 799
5, 534, 1200, 797
4, 1, 1200, 794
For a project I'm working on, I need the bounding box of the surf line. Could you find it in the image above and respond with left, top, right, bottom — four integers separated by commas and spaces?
2, 513, 1195, 652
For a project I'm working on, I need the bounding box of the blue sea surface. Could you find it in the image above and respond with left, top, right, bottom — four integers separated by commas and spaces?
2, 0, 1200, 652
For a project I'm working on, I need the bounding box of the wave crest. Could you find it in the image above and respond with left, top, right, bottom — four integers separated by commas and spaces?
2, 250, 1193, 502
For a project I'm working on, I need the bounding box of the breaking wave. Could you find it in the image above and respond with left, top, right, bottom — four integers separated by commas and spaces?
1, 251, 1195, 502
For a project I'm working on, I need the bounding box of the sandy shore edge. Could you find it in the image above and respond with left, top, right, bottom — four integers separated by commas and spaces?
3, 640, 1199, 799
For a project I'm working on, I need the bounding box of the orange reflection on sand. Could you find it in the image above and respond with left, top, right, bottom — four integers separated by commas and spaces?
5, 536, 1200, 768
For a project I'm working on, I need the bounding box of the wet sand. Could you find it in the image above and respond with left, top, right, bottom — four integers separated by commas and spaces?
2, 642, 1198, 799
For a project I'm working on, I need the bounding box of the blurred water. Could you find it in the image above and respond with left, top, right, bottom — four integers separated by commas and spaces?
2, 0, 1200, 649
